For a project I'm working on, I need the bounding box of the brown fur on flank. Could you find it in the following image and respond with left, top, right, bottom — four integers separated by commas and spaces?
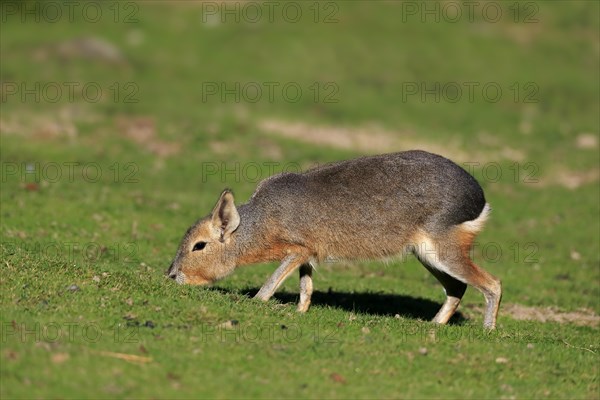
167, 150, 502, 329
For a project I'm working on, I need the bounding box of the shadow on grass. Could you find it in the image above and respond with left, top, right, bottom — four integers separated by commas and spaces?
209, 286, 467, 325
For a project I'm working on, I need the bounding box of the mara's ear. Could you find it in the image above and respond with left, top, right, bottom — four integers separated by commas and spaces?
211, 189, 240, 242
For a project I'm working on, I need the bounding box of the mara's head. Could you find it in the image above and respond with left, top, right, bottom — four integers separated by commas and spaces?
166, 189, 240, 285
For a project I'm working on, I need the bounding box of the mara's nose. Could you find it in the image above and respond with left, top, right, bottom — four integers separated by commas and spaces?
166, 263, 176, 279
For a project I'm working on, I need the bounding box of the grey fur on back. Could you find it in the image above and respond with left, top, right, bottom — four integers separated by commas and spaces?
236, 150, 486, 261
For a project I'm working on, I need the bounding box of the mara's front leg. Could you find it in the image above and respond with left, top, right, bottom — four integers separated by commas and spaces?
254, 255, 306, 302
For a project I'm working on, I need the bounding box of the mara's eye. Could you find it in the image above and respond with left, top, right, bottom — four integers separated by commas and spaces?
192, 241, 207, 252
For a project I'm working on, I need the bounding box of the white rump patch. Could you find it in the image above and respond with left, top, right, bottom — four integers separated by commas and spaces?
460, 203, 491, 234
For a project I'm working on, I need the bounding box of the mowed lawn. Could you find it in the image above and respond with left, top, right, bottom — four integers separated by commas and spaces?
1, 1, 598, 398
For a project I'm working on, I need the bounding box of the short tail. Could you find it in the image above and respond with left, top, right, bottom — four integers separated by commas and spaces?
459, 203, 491, 235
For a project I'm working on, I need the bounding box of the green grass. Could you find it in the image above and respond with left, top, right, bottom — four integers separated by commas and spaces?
1, 1, 599, 398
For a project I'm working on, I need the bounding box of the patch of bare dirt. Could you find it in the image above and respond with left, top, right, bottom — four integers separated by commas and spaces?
116, 116, 180, 158
257, 138, 284, 160
209, 141, 229, 155
259, 119, 425, 153
258, 118, 526, 163
469, 17, 542, 48
259, 118, 470, 160
575, 133, 599, 150
0, 106, 99, 140
468, 303, 599, 327
502, 23, 543, 47
538, 167, 600, 190
33, 37, 127, 65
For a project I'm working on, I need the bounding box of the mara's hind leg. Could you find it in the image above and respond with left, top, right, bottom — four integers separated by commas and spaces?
456, 258, 502, 329
414, 230, 502, 329
472, 263, 502, 329
418, 263, 467, 325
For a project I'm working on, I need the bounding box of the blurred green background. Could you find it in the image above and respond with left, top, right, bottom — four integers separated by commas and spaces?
1, 1, 598, 399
